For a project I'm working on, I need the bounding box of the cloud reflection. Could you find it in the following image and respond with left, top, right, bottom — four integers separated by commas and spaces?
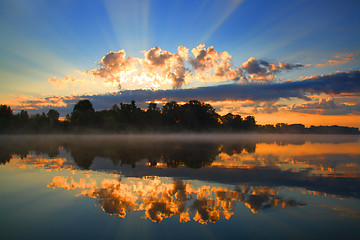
49, 176, 304, 224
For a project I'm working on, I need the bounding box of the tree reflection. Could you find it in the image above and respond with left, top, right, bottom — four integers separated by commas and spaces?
0, 136, 259, 169
0, 151, 11, 165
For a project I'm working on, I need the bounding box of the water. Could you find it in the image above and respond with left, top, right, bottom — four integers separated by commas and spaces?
0, 134, 359, 239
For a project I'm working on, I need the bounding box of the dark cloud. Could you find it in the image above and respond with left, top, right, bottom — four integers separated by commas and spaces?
80, 70, 359, 109
242, 57, 268, 76
297, 70, 360, 94
20, 70, 360, 115
77, 83, 303, 111
278, 62, 304, 70
241, 58, 305, 81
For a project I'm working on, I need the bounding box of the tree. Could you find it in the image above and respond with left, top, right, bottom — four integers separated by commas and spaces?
0, 105, 13, 118
221, 113, 243, 130
116, 100, 146, 129
147, 102, 158, 112
179, 100, 220, 130
17, 110, 29, 120
111, 104, 120, 112
162, 101, 181, 126
73, 99, 95, 112
47, 109, 60, 125
243, 116, 257, 130
71, 100, 96, 127
30, 112, 49, 131
0, 105, 13, 131
145, 102, 162, 128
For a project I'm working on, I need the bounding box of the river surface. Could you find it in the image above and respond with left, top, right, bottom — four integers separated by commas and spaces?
0, 134, 359, 239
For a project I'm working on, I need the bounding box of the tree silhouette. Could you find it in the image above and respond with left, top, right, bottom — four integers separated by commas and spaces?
73, 100, 94, 112
0, 105, 12, 118
243, 116, 256, 130
71, 99, 97, 127
145, 102, 162, 129
47, 109, 60, 126
162, 101, 181, 127
221, 113, 243, 130
0, 105, 13, 131
178, 100, 219, 130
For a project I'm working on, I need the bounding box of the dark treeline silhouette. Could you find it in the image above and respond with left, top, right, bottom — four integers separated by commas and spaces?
1, 100, 359, 134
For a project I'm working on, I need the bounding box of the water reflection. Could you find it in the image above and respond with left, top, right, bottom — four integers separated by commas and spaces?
47, 176, 304, 223
0, 134, 359, 225
1, 134, 359, 171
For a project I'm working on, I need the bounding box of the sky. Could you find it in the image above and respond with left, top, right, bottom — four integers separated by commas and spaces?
0, 0, 359, 127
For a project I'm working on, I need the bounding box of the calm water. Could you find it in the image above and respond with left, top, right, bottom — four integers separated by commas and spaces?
0, 134, 359, 239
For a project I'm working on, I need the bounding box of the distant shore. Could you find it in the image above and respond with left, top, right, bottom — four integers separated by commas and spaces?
1, 100, 359, 135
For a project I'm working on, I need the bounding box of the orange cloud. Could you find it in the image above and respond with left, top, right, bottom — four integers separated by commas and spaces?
290, 97, 360, 115
316, 52, 358, 67
11, 95, 76, 110
48, 76, 77, 89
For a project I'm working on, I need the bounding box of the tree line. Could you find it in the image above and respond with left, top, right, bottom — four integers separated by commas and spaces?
0, 100, 359, 134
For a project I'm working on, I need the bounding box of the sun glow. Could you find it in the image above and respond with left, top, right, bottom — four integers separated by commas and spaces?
115, 69, 172, 90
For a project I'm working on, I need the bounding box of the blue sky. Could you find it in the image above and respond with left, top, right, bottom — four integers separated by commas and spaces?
0, 0, 359, 126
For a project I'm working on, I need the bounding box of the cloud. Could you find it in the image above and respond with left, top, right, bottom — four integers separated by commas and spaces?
48, 76, 77, 89
144, 46, 173, 66
189, 44, 243, 82
291, 97, 360, 115
298, 70, 360, 95
142, 46, 191, 88
316, 52, 359, 67
190, 44, 218, 72
177, 46, 189, 60
215, 51, 243, 81
86, 47, 192, 89
252, 101, 280, 114
86, 49, 138, 83
13, 95, 76, 111
242, 57, 269, 79
241, 57, 305, 82
277, 62, 305, 70
51, 44, 306, 91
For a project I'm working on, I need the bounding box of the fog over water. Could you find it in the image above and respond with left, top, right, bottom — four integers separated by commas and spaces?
2, 132, 359, 143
